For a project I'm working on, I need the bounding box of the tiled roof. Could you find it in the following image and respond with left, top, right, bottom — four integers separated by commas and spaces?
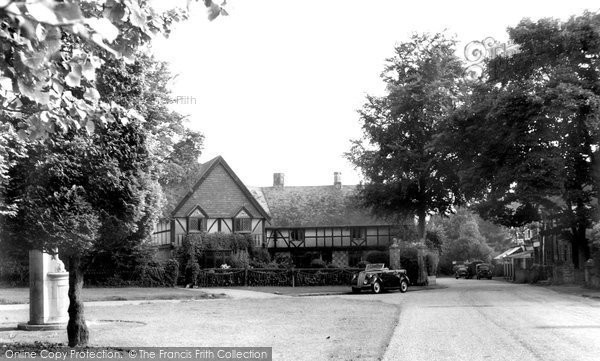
161, 158, 217, 217
248, 186, 271, 216
258, 185, 388, 228
165, 156, 270, 220
162, 155, 386, 227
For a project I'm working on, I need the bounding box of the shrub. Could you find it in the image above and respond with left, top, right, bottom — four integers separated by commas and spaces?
364, 250, 388, 265
264, 261, 282, 269
227, 251, 250, 268
356, 261, 370, 269
197, 232, 253, 252
399, 246, 419, 285
138, 261, 168, 287
185, 261, 201, 286
310, 258, 327, 268
164, 259, 179, 287
425, 252, 439, 276
250, 248, 271, 268
273, 254, 294, 269
592, 223, 600, 274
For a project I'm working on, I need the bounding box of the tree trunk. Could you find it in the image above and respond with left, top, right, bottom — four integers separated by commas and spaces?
416, 208, 428, 285
67, 255, 89, 347
417, 208, 427, 242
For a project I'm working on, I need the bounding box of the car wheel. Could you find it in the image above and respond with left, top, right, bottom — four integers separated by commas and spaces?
352, 287, 361, 294
372, 281, 382, 294
400, 280, 408, 293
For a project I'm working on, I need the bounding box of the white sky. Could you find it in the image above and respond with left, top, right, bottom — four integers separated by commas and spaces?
151, 1, 599, 187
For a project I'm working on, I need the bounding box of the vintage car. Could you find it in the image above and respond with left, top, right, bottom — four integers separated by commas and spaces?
476, 263, 493, 280
351, 263, 409, 294
455, 265, 468, 279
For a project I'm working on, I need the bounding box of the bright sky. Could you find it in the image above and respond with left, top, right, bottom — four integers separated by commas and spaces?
152, 0, 599, 187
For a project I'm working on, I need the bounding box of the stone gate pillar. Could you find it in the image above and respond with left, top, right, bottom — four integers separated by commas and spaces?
389, 238, 401, 270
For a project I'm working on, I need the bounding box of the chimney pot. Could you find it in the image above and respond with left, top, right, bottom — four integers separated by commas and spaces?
273, 173, 285, 187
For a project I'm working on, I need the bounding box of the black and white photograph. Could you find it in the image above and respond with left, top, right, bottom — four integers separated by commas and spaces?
1, 1, 599, 360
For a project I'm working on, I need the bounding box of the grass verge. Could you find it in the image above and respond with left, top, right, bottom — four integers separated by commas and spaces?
0, 288, 225, 305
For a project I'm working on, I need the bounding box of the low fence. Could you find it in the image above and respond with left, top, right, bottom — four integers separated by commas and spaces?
197, 268, 362, 287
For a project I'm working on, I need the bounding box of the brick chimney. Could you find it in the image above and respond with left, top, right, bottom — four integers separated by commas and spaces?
334, 172, 342, 189
273, 173, 285, 187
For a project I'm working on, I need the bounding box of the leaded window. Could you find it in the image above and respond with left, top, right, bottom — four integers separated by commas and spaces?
234, 218, 252, 233
189, 217, 206, 232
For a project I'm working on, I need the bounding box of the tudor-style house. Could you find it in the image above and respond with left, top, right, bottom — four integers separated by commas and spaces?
251, 172, 396, 267
152, 156, 397, 267
151, 156, 271, 260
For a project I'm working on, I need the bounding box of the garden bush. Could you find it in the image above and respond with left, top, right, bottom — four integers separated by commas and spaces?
356, 260, 370, 269
310, 258, 327, 268
364, 250, 389, 264
227, 251, 250, 268
138, 261, 169, 287
185, 261, 201, 286
85, 258, 181, 287
272, 254, 294, 269
425, 251, 439, 276
164, 259, 179, 287
399, 246, 419, 284
249, 247, 271, 267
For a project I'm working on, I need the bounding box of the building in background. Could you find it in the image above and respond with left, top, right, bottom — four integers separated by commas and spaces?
152, 156, 397, 267
251, 172, 395, 267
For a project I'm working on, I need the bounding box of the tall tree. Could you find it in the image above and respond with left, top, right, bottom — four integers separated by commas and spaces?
347, 33, 466, 241
91, 53, 205, 269
429, 209, 497, 273
2, 119, 155, 346
0, 0, 218, 347
442, 12, 600, 267
0, 0, 224, 139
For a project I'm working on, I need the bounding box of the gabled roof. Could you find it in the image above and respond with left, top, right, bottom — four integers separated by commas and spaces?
168, 156, 271, 221
161, 159, 217, 217
257, 185, 389, 228
248, 187, 271, 215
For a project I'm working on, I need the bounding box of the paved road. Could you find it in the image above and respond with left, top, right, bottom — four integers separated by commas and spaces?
355, 278, 600, 361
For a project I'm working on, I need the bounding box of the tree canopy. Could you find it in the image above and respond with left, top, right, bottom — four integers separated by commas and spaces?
441, 12, 600, 266
347, 33, 466, 240
0, 0, 217, 346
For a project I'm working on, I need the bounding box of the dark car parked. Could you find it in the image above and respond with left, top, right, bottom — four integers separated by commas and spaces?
476, 263, 493, 280
455, 265, 468, 279
351, 263, 410, 294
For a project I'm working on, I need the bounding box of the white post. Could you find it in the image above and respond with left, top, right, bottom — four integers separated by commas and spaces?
18, 250, 69, 331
